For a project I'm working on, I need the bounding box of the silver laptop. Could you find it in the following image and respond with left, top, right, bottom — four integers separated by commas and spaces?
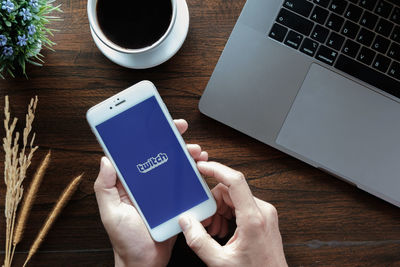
199, 0, 400, 207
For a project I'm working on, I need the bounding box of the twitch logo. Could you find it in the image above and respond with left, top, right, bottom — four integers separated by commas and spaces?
137, 153, 168, 173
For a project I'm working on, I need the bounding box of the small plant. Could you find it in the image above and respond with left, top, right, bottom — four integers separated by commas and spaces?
0, 0, 62, 78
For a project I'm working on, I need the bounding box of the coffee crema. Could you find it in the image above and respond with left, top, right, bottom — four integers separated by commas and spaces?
96, 0, 173, 50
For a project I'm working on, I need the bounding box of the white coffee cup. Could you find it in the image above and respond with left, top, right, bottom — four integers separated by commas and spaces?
87, 0, 189, 69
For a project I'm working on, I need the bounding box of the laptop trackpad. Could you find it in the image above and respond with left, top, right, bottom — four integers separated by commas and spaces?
276, 63, 400, 204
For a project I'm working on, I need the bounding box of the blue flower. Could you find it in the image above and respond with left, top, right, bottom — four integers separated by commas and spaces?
1, 0, 15, 13
27, 24, 36, 35
19, 8, 32, 21
29, 0, 38, 8
17, 34, 28, 46
2, 46, 13, 57
0, 35, 7, 46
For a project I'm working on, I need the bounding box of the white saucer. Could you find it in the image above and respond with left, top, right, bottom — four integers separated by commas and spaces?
91, 0, 189, 69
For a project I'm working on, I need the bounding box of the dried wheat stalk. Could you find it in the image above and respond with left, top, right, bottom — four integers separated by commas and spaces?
3, 96, 38, 267
23, 174, 84, 267
13, 150, 51, 251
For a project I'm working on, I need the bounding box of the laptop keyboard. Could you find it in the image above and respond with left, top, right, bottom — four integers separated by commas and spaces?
269, 0, 400, 99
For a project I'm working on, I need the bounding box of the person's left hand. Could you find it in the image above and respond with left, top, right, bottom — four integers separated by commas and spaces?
94, 119, 208, 267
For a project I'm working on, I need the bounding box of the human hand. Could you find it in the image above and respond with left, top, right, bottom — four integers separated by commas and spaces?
179, 161, 287, 267
94, 119, 208, 267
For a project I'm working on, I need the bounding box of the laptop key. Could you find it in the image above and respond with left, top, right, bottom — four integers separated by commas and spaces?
329, 0, 348, 15
311, 24, 330, 43
375, 1, 393, 18
284, 30, 304, 49
376, 19, 394, 38
326, 13, 345, 32
269, 23, 288, 42
372, 54, 391, 73
300, 38, 319, 56
276, 8, 314, 36
389, 7, 400, 24
313, 0, 330, 8
359, 0, 377, 11
342, 20, 360, 39
360, 11, 379, 30
391, 26, 400, 43
283, 0, 314, 17
388, 61, 400, 80
357, 28, 375, 46
316, 45, 338, 65
388, 42, 400, 61
372, 35, 390, 54
310, 6, 329, 25
345, 4, 363, 23
335, 55, 400, 98
357, 46, 376, 65
342, 39, 361, 57
326, 32, 345, 50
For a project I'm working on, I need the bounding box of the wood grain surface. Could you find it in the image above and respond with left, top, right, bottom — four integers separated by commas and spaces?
1, 0, 399, 266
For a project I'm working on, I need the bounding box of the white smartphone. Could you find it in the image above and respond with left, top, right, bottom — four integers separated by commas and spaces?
86, 80, 216, 242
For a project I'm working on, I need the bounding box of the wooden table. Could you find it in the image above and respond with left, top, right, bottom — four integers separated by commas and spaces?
1, 0, 399, 266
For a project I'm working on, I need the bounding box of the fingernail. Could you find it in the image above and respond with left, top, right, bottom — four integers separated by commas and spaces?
179, 216, 191, 232
100, 157, 106, 170
197, 161, 207, 167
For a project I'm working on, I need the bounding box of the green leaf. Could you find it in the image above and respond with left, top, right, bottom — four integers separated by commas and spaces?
17, 56, 26, 74
6, 68, 15, 78
5, 21, 11, 27
34, 55, 44, 63
26, 58, 42, 66
0, 66, 4, 79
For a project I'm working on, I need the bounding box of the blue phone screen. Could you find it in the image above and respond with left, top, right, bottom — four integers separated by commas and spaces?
96, 96, 209, 228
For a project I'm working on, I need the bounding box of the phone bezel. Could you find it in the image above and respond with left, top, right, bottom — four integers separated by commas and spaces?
86, 80, 217, 242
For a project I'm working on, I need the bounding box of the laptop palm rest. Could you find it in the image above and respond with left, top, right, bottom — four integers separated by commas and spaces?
276, 63, 400, 206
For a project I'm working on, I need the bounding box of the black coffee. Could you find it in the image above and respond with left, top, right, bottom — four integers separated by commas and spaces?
96, 0, 173, 49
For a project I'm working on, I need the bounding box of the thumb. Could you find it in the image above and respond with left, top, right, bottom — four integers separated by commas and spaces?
179, 215, 223, 265
94, 157, 121, 213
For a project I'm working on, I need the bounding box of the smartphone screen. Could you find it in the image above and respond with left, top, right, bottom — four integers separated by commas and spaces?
95, 96, 209, 228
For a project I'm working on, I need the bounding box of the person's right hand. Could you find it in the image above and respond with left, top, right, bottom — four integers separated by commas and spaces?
179, 161, 287, 267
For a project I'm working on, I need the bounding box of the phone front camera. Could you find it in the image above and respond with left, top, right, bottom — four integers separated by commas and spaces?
110, 107, 112, 109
